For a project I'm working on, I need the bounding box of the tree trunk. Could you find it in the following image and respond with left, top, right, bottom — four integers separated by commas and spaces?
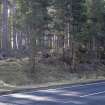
12, 0, 17, 49
2, 0, 9, 54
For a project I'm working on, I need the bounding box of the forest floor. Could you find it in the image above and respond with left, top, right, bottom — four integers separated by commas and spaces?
0, 57, 105, 91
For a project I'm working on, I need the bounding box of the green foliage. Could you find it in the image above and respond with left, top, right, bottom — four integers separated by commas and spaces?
75, 0, 105, 42
72, 0, 87, 23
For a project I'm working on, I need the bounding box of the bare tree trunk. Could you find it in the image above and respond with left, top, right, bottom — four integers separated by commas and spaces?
92, 36, 97, 63
71, 41, 76, 71
2, 0, 9, 54
29, 28, 37, 74
0, 4, 2, 48
12, 0, 17, 49
17, 31, 22, 50
62, 35, 65, 59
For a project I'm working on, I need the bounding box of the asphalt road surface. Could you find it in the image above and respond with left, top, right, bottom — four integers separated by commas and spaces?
0, 80, 105, 105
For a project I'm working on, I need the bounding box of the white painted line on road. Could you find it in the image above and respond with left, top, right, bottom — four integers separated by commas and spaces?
1, 81, 105, 97
32, 81, 105, 96
52, 99, 84, 104
37, 81, 105, 92
55, 81, 105, 90
80, 91, 105, 97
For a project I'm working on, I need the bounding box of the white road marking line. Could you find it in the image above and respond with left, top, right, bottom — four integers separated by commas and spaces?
37, 81, 105, 92
24, 81, 105, 94
52, 99, 84, 104
1, 81, 105, 97
80, 91, 105, 97
26, 82, 105, 93
55, 81, 105, 90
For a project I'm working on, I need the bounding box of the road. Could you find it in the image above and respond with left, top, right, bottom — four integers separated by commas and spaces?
0, 80, 105, 105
